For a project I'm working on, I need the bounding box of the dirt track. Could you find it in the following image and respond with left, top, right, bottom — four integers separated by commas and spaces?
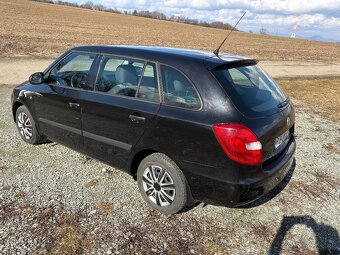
1, 57, 340, 85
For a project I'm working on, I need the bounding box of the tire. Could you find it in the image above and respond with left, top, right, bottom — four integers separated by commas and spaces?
15, 105, 45, 145
137, 153, 190, 215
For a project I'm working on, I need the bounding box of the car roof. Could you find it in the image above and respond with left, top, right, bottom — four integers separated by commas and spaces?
70, 45, 252, 69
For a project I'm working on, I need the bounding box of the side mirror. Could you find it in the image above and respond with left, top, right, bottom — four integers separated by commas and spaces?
29, 72, 44, 84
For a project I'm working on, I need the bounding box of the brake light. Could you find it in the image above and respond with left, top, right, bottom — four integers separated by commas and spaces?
212, 123, 262, 165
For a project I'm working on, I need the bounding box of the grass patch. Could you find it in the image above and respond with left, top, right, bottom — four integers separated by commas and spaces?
277, 77, 340, 122
51, 225, 84, 255
84, 179, 98, 188
56, 213, 76, 224
15, 191, 26, 198
97, 201, 114, 213
322, 143, 340, 155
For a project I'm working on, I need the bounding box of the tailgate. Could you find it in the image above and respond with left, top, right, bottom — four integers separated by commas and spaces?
241, 103, 295, 162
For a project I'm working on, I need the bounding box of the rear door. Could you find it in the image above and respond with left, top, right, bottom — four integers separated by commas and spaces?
34, 52, 97, 151
82, 55, 160, 169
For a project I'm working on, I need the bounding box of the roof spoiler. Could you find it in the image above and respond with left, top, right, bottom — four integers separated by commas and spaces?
209, 59, 259, 71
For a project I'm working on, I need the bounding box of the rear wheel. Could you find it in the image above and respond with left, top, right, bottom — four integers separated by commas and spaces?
137, 153, 190, 215
15, 105, 45, 144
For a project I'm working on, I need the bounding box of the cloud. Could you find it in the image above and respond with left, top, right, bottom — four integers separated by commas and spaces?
97, 0, 340, 40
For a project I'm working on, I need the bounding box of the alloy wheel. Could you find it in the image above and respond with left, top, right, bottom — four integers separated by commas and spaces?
17, 112, 33, 140
142, 165, 176, 207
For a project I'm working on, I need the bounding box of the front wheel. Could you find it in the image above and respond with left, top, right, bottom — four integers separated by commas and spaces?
15, 105, 45, 144
137, 153, 190, 215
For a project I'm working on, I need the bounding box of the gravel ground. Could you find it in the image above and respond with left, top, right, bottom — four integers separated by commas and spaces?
0, 84, 339, 254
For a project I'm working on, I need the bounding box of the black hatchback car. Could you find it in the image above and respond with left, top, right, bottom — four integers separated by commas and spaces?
11, 46, 295, 214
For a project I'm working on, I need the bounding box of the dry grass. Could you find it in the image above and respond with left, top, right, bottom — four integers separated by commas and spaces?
50, 213, 93, 254
97, 201, 114, 213
322, 143, 340, 154
0, 200, 99, 254
14, 191, 26, 198
277, 77, 340, 122
83, 179, 98, 188
1, 0, 340, 61
1, 185, 11, 191
51, 225, 85, 255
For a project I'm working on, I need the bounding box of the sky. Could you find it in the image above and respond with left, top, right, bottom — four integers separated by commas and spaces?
69, 0, 340, 42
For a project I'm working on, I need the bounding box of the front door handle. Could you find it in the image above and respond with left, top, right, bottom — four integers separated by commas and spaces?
69, 101, 80, 109
129, 114, 146, 124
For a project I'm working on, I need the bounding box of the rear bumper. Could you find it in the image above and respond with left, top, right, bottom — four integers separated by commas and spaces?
184, 136, 296, 207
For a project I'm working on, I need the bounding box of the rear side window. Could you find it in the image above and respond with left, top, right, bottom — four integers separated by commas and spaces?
160, 65, 201, 109
212, 64, 287, 117
137, 63, 159, 102
96, 56, 144, 98
95, 56, 159, 102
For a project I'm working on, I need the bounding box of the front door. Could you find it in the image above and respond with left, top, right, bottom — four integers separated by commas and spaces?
33, 52, 97, 151
82, 55, 160, 169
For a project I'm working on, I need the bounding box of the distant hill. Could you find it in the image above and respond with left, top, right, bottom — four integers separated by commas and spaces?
304, 35, 338, 43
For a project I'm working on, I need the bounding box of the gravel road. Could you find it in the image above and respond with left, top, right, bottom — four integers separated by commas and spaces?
0, 63, 339, 254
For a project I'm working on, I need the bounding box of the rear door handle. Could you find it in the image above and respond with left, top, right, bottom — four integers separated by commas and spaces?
129, 114, 146, 124
69, 101, 80, 109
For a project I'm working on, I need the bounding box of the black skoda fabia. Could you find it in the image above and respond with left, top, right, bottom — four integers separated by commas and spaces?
11, 46, 296, 214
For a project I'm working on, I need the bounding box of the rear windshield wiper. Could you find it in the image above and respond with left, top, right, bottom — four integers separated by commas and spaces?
277, 98, 290, 109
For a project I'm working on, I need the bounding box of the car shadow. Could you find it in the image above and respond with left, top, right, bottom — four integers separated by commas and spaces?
268, 215, 340, 255
239, 157, 296, 208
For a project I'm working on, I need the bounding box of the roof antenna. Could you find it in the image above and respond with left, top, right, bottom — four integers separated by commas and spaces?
213, 11, 246, 57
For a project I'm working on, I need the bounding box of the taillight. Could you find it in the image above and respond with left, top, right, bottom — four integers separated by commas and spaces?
212, 123, 262, 165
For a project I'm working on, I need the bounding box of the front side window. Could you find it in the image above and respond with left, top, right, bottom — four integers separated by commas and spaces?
95, 56, 159, 102
49, 53, 96, 89
160, 65, 201, 109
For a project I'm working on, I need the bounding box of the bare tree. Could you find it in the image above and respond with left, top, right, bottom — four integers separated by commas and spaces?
81, 1, 94, 10
94, 4, 106, 11
259, 28, 268, 35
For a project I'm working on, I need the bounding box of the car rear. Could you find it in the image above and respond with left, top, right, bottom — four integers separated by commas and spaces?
190, 59, 296, 206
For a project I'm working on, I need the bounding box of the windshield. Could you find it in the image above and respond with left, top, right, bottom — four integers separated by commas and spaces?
212, 64, 287, 118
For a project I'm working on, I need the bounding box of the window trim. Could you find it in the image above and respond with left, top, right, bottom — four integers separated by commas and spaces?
158, 63, 203, 111
44, 50, 202, 109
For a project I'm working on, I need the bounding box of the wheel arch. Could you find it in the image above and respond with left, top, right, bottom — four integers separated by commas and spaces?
129, 149, 158, 179
12, 101, 24, 123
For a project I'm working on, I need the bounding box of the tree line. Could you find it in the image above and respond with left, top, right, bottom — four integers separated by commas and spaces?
30, 0, 235, 31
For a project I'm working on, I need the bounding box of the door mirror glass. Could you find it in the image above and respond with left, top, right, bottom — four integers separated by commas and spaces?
29, 72, 44, 84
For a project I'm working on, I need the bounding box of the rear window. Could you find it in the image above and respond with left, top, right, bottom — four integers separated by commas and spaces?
212, 64, 287, 117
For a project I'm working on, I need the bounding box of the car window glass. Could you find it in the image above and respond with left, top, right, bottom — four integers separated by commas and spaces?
95, 56, 144, 98
212, 64, 287, 117
49, 53, 96, 89
229, 69, 253, 87
137, 63, 159, 102
160, 65, 201, 109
